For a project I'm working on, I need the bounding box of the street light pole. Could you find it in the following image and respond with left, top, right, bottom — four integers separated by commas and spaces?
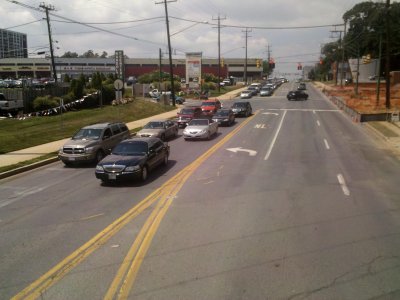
40, 3, 57, 83
156, 0, 177, 106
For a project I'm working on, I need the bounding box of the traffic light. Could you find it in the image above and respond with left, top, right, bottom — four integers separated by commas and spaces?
220, 58, 224, 67
362, 54, 371, 64
297, 63, 302, 70
269, 58, 275, 69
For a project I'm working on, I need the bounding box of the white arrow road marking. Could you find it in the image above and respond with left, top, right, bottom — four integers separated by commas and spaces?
324, 139, 330, 150
226, 147, 257, 156
337, 174, 350, 196
264, 110, 287, 160
262, 112, 279, 116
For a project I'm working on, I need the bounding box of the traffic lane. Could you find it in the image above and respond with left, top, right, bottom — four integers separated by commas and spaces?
0, 117, 248, 298
316, 107, 400, 204
127, 102, 400, 298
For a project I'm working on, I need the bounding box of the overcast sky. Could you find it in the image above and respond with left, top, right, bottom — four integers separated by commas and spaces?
1, 0, 370, 76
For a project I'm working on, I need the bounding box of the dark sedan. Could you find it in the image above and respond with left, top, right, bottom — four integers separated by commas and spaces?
231, 101, 252, 117
212, 109, 235, 126
95, 137, 169, 184
287, 90, 308, 101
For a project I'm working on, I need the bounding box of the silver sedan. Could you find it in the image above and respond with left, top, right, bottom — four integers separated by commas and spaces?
136, 120, 178, 141
183, 118, 218, 140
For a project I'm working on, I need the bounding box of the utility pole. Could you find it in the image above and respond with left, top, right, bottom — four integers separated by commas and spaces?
376, 33, 383, 106
156, 0, 177, 106
242, 28, 251, 84
385, 0, 391, 109
267, 44, 271, 76
40, 2, 57, 83
159, 48, 162, 91
213, 14, 226, 93
330, 27, 344, 86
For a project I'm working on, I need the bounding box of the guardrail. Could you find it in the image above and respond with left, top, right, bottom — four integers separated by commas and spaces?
329, 96, 362, 122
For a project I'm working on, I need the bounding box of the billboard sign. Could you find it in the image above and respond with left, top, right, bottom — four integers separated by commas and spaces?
186, 52, 202, 89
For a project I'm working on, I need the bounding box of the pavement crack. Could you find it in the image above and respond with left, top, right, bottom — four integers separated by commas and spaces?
287, 255, 400, 300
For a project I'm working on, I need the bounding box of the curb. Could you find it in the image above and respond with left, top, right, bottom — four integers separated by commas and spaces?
0, 157, 59, 180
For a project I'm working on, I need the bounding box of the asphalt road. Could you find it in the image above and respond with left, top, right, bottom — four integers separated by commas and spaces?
1, 82, 400, 300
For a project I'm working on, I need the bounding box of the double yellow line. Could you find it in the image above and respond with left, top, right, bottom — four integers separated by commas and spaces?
12, 112, 257, 300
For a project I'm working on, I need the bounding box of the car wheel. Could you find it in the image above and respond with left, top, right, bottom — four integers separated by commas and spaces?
175, 129, 178, 137
207, 131, 211, 140
63, 161, 73, 167
95, 150, 105, 163
163, 153, 169, 166
141, 165, 148, 181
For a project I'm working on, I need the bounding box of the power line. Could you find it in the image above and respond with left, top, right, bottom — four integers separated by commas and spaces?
5, 0, 168, 48
4, 19, 44, 30
50, 16, 165, 25
170, 16, 344, 30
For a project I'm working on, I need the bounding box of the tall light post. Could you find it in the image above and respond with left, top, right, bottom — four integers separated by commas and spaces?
156, 0, 177, 106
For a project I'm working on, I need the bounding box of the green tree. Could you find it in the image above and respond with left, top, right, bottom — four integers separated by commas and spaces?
343, 1, 400, 69
61, 51, 79, 58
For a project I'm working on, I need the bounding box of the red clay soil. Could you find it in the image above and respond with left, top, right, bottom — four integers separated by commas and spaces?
322, 82, 400, 113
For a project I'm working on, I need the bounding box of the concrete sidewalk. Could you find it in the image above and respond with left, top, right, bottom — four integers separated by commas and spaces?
0, 87, 245, 171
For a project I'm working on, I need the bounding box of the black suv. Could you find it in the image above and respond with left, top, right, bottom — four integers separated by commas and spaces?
58, 122, 131, 166
231, 101, 252, 117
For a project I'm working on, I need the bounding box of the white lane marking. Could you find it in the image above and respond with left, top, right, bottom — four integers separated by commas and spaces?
337, 174, 350, 196
254, 124, 267, 129
317, 120, 321, 126
313, 110, 316, 114
267, 109, 340, 112
262, 112, 279, 116
80, 213, 105, 221
0, 187, 45, 209
324, 139, 330, 150
264, 110, 287, 160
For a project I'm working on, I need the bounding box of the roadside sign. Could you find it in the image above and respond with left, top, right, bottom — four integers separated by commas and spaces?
114, 79, 123, 90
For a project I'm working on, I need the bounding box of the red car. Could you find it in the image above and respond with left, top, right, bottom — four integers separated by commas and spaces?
176, 106, 203, 128
201, 99, 222, 116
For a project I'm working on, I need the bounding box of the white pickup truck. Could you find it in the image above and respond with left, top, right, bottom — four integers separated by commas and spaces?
0, 93, 24, 113
148, 89, 171, 98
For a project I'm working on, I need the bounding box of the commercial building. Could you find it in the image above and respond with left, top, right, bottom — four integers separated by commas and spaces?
0, 29, 28, 59
0, 57, 263, 82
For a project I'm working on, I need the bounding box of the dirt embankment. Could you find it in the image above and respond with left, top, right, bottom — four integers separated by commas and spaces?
315, 82, 400, 113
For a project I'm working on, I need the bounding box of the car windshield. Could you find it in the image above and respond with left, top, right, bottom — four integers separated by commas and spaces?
180, 108, 194, 114
112, 141, 148, 155
143, 121, 164, 129
233, 102, 247, 107
188, 119, 209, 126
72, 128, 102, 140
215, 110, 229, 116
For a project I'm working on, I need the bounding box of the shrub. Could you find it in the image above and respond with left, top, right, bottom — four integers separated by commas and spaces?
33, 95, 60, 111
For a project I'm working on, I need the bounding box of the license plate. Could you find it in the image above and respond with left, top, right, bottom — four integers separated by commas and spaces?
108, 174, 117, 180
68, 157, 75, 161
